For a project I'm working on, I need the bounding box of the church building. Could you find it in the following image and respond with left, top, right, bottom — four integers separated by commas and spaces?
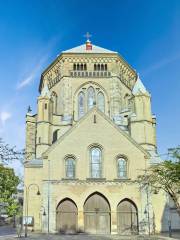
24, 38, 169, 235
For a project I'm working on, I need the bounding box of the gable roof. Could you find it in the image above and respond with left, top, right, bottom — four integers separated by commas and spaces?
43, 107, 150, 157
62, 44, 117, 54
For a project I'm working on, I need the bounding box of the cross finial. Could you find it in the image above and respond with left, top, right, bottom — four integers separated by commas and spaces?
84, 32, 92, 42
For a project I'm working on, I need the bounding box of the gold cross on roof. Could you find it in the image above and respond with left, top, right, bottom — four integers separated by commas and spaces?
84, 32, 92, 41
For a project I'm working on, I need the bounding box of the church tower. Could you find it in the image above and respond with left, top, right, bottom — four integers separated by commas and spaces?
24, 37, 168, 235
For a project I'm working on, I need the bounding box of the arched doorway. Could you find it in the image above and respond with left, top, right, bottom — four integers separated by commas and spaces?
84, 192, 110, 234
117, 199, 138, 235
56, 198, 77, 234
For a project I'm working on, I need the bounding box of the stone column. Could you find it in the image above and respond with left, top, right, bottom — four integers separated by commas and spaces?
111, 209, 118, 234
78, 209, 84, 233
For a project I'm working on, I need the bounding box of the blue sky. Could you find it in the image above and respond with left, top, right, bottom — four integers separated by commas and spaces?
0, 0, 180, 163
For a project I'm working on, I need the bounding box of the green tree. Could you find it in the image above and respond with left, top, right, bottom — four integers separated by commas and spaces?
138, 147, 180, 216
0, 164, 20, 216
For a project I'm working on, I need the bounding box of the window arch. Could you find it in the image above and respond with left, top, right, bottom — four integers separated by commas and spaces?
78, 91, 85, 119
65, 157, 75, 179
87, 87, 95, 110
90, 147, 102, 178
117, 157, 127, 178
97, 92, 105, 112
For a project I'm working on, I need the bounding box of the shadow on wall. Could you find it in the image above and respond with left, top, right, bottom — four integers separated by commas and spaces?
161, 202, 180, 232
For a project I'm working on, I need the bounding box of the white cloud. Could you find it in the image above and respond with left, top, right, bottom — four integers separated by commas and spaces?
16, 73, 35, 89
141, 53, 180, 76
16, 37, 59, 90
16, 55, 47, 90
0, 111, 12, 125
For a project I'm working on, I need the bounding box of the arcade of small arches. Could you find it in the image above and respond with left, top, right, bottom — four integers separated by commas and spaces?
72, 63, 108, 71
56, 192, 138, 235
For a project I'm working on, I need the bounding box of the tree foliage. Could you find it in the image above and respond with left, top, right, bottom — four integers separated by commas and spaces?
0, 164, 20, 216
138, 148, 180, 216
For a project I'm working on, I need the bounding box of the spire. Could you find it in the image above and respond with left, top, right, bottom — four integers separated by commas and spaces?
132, 75, 148, 95
41, 82, 50, 98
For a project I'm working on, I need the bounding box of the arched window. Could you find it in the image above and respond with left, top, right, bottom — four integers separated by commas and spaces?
87, 87, 95, 110
81, 63, 83, 71
97, 64, 100, 71
65, 158, 75, 179
84, 64, 87, 71
90, 147, 102, 178
52, 129, 59, 143
105, 64, 107, 71
117, 157, 127, 178
77, 64, 80, 71
101, 64, 104, 71
73, 64, 76, 71
97, 92, 105, 112
78, 92, 85, 118
94, 64, 97, 71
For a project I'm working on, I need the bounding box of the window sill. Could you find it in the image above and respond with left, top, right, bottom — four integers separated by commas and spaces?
113, 178, 131, 182
86, 178, 106, 182
61, 178, 79, 181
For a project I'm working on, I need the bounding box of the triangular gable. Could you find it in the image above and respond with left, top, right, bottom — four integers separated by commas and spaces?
43, 108, 150, 157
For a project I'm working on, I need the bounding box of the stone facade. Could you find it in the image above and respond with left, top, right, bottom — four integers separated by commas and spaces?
24, 41, 170, 235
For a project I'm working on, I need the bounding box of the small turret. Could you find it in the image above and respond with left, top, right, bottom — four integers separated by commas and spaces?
129, 76, 156, 151
36, 83, 53, 157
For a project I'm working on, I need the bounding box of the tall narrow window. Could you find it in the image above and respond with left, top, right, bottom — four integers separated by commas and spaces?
52, 129, 59, 143
65, 158, 75, 179
97, 92, 105, 112
87, 87, 95, 110
117, 158, 127, 178
101, 64, 104, 71
78, 92, 85, 118
90, 147, 102, 178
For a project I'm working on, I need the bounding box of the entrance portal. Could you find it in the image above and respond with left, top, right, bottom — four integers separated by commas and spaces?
117, 199, 138, 235
84, 192, 110, 234
56, 198, 77, 234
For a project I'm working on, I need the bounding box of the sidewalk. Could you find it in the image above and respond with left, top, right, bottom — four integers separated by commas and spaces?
0, 233, 179, 240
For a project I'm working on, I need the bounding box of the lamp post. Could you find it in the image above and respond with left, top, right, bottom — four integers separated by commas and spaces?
144, 183, 151, 236
24, 184, 41, 238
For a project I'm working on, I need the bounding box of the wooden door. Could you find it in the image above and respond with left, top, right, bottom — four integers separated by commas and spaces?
84, 193, 110, 234
56, 199, 77, 234
117, 199, 138, 235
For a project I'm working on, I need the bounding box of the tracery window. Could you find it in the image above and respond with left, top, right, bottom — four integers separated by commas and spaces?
117, 158, 127, 178
78, 92, 85, 118
65, 158, 75, 179
97, 92, 105, 112
90, 147, 102, 178
87, 87, 95, 110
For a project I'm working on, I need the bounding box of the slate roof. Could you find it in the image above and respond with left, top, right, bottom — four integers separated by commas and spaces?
132, 76, 148, 95
62, 44, 117, 54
